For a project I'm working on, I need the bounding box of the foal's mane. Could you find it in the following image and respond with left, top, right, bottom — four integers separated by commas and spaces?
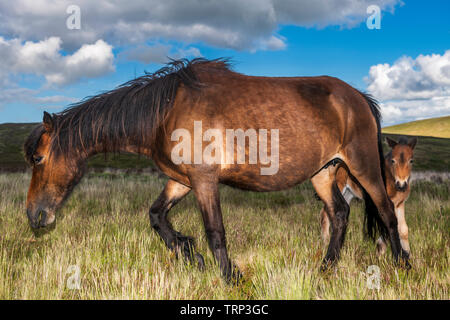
24, 58, 232, 163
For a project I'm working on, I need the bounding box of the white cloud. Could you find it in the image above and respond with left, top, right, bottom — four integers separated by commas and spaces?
0, 85, 77, 109
52, 39, 115, 85
0, 0, 402, 52
258, 35, 287, 51
0, 37, 114, 86
380, 97, 450, 125
121, 44, 202, 64
367, 50, 450, 101
0, 37, 112, 111
366, 50, 450, 125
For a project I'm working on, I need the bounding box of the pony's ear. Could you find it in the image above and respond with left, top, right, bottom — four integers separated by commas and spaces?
43, 111, 54, 133
386, 137, 397, 148
408, 137, 418, 150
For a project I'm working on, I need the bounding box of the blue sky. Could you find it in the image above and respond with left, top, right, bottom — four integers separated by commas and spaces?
0, 0, 449, 125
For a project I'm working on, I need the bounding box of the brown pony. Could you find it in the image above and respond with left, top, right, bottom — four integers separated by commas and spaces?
24, 58, 410, 282
320, 136, 417, 255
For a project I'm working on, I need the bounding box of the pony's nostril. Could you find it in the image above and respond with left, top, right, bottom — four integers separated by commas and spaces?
395, 181, 407, 191
27, 208, 39, 229
28, 209, 47, 228
38, 210, 47, 227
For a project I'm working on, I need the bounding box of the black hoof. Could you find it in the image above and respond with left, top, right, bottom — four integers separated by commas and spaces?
172, 235, 196, 261
395, 250, 411, 270
400, 254, 412, 270
319, 257, 336, 272
403, 259, 412, 270
224, 264, 242, 286
195, 253, 205, 271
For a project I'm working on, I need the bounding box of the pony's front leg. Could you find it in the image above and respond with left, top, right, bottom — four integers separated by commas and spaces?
149, 179, 205, 269
190, 175, 241, 284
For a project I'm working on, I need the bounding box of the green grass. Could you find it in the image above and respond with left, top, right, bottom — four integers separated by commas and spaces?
0, 172, 448, 299
383, 116, 450, 139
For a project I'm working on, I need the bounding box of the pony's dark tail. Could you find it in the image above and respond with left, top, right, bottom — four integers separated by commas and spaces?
359, 92, 389, 241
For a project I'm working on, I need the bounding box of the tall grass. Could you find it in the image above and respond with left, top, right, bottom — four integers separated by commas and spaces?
0, 172, 448, 299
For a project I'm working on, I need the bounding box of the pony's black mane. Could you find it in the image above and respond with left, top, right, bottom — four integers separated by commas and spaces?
24, 58, 232, 163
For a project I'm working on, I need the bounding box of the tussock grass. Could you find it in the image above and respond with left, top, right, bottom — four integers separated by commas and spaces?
0, 172, 448, 299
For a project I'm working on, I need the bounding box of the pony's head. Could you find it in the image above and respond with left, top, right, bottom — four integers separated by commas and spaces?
24, 112, 85, 233
386, 136, 417, 192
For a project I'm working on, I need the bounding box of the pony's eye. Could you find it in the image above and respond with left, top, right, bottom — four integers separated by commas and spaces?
409, 159, 414, 164
33, 155, 43, 164
391, 159, 396, 164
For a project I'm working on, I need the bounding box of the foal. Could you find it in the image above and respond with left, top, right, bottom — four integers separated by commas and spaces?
320, 136, 417, 255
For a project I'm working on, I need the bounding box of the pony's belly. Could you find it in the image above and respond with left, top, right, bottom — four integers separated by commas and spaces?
219, 166, 310, 192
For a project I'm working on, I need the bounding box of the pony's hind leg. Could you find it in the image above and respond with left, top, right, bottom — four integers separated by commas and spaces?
311, 166, 350, 271
320, 207, 331, 244
319, 186, 356, 245
149, 179, 205, 269
319, 168, 357, 245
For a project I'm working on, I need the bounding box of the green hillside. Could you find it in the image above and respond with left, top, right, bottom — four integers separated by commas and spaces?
383, 116, 450, 138
0, 122, 449, 172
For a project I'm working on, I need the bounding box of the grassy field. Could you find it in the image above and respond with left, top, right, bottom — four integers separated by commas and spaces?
383, 116, 450, 139
0, 171, 448, 299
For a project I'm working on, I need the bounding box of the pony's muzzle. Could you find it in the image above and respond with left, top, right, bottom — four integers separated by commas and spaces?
27, 208, 53, 229
395, 181, 408, 192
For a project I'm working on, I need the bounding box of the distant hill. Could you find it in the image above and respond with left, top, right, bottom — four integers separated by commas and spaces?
382, 116, 450, 138
0, 122, 449, 172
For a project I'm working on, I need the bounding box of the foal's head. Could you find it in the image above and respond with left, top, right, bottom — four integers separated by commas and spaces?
24, 112, 85, 232
385, 136, 417, 192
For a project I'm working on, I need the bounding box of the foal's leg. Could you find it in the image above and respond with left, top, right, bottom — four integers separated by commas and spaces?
149, 179, 204, 268
396, 202, 410, 254
312, 167, 350, 271
190, 175, 240, 283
